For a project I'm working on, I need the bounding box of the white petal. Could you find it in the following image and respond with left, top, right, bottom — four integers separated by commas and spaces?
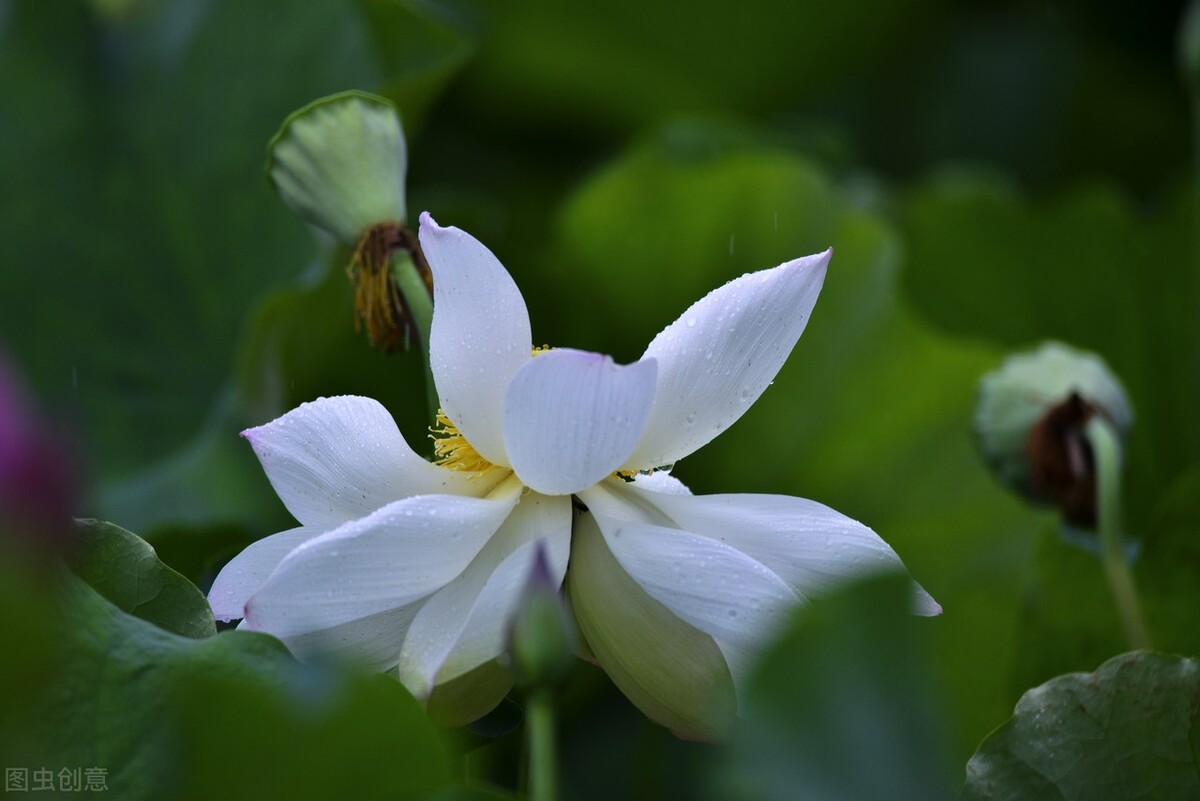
243, 395, 486, 528
398, 492, 571, 697
567, 508, 737, 742
627, 486, 941, 616
631, 470, 692, 496
419, 213, 532, 467
625, 251, 830, 469
281, 603, 423, 671
580, 482, 799, 693
243, 478, 523, 655
208, 525, 326, 621
503, 349, 657, 496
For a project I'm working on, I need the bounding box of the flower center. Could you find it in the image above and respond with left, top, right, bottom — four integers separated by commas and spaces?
429, 410, 496, 473
430, 348, 553, 474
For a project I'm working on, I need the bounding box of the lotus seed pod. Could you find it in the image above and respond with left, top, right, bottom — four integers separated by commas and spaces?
267, 91, 408, 245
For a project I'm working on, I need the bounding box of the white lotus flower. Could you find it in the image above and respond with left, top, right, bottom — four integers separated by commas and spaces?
209, 212, 939, 739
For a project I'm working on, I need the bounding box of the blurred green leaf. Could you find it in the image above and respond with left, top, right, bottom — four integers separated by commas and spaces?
449, 3, 1186, 196
25, 575, 449, 801
0, 0, 367, 476
0, 0, 474, 534
901, 175, 1200, 518
0, 555, 56, 727
360, 0, 479, 126
1012, 462, 1200, 692
714, 574, 955, 801
33, 576, 302, 798
67, 518, 216, 638
177, 671, 449, 801
96, 388, 285, 550
93, 386, 286, 589
457, 0, 942, 134
1139, 463, 1200, 656
553, 127, 1039, 761
424, 785, 523, 801
962, 651, 1200, 801
235, 247, 434, 451
544, 660, 723, 801
878, 10, 1187, 196
0, 563, 57, 786
138, 519, 256, 590
1180, 0, 1200, 87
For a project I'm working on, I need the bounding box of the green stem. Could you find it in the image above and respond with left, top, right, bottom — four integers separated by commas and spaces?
389, 250, 439, 421
1084, 416, 1151, 651
527, 690, 558, 801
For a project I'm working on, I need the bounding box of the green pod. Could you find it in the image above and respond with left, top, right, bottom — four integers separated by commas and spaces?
267, 91, 408, 244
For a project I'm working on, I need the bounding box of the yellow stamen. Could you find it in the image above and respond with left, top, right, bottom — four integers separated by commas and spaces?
429, 410, 496, 474
429, 350, 550, 474
613, 467, 663, 482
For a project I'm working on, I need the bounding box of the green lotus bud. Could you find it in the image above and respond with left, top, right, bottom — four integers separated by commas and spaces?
974, 341, 1133, 526
507, 543, 577, 692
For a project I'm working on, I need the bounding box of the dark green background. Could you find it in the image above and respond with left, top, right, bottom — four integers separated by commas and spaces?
2, 0, 1197, 798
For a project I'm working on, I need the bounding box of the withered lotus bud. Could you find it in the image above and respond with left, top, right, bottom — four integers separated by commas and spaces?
974, 342, 1132, 526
